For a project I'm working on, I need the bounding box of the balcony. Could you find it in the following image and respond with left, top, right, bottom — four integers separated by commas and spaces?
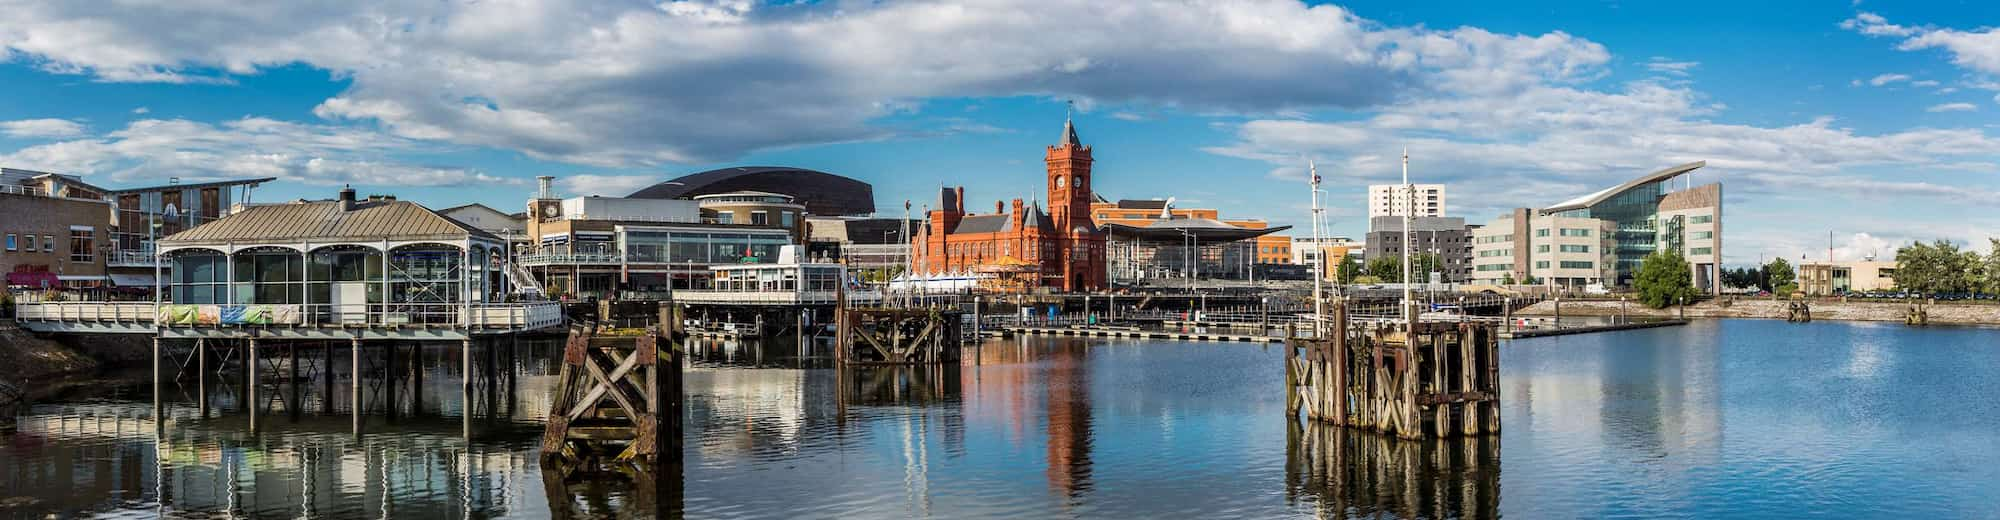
105, 250, 158, 267
12, 301, 565, 337
517, 252, 624, 266
672, 289, 881, 306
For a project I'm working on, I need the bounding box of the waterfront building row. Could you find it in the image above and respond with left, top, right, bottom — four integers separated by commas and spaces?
1468, 162, 1721, 293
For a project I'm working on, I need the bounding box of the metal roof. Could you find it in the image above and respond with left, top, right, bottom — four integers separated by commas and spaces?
1115, 199, 1169, 210
163, 199, 499, 246
627, 166, 874, 216
1102, 219, 1291, 242
1542, 161, 1706, 214
106, 177, 275, 194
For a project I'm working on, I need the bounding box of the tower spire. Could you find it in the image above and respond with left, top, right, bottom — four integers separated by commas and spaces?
1061, 100, 1081, 146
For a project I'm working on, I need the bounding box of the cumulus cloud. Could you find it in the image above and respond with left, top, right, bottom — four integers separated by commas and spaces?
1927, 102, 1977, 112
0, 117, 515, 187
0, 118, 87, 138
1844, 12, 2000, 75
1205, 76, 2000, 219
0, 0, 1611, 166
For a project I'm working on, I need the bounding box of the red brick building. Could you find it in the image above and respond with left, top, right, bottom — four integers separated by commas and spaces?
913, 117, 1107, 292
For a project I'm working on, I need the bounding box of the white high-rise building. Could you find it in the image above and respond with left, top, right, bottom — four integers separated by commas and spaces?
1368, 184, 1446, 217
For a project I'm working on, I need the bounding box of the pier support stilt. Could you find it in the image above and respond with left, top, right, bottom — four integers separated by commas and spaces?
151, 337, 162, 428
463, 338, 474, 441
248, 338, 260, 433
351, 338, 362, 436
198, 338, 208, 419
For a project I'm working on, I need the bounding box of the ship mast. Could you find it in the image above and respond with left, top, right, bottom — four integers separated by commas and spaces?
1308, 160, 1325, 334
1402, 148, 1414, 324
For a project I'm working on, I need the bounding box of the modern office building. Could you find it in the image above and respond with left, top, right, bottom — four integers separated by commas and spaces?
521, 178, 794, 299
1368, 183, 1447, 217
1364, 216, 1472, 283
694, 191, 809, 243
1469, 161, 1720, 293
1100, 217, 1289, 282
1290, 236, 1360, 281
1088, 196, 1288, 276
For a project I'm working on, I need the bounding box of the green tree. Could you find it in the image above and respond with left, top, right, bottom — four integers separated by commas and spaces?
1501, 273, 1516, 285
1763, 258, 1794, 293
1334, 255, 1363, 284
1363, 254, 1441, 284
1895, 240, 1981, 296
1365, 256, 1401, 283
1982, 239, 2000, 295
1635, 250, 1698, 308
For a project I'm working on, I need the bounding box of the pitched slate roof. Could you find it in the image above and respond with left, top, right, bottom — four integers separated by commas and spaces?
163, 199, 499, 246
952, 214, 1013, 234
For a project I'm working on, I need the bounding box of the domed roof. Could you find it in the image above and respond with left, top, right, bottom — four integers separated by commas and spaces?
628, 166, 874, 216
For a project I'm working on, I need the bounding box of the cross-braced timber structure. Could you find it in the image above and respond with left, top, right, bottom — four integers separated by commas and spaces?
541, 321, 685, 468
1286, 302, 1500, 439
833, 306, 964, 365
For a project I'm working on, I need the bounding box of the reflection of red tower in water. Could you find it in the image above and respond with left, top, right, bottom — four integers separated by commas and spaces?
1044, 343, 1093, 498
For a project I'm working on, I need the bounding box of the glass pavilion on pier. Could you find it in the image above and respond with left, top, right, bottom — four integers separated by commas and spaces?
155, 189, 514, 327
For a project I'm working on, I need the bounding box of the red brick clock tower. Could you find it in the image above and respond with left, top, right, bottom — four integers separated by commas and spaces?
1046, 115, 1106, 291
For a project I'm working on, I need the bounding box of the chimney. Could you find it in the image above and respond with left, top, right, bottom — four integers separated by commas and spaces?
537, 175, 555, 199
338, 184, 357, 211
996, 200, 1005, 214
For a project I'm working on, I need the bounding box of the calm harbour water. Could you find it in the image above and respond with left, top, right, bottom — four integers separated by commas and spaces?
2, 319, 1997, 518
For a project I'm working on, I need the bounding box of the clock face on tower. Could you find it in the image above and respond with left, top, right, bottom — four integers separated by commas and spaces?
1056, 176, 1066, 189
541, 203, 560, 219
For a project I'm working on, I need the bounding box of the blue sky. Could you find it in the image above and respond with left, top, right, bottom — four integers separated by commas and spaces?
3, 0, 1997, 266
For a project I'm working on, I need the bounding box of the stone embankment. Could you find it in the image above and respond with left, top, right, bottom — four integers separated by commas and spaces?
0, 326, 151, 407
1516, 298, 2000, 325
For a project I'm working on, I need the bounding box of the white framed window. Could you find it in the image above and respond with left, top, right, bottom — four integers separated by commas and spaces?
5, 233, 14, 251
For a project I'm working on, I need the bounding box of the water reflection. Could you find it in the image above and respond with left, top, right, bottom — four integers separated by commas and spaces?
1286, 423, 1501, 519
6, 320, 2000, 518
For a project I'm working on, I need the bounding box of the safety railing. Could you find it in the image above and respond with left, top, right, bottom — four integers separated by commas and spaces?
14, 301, 565, 331
103, 250, 158, 267
671, 289, 883, 305
516, 252, 623, 265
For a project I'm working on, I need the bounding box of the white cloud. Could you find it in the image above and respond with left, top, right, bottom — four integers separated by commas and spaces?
1911, 80, 1939, 87
1205, 76, 2000, 224
1644, 57, 1699, 76
1927, 102, 1977, 112
0, 118, 87, 138
0, 117, 514, 187
1867, 73, 1911, 86
557, 174, 660, 198
131, 107, 149, 114
1845, 12, 2000, 75
0, 0, 1610, 166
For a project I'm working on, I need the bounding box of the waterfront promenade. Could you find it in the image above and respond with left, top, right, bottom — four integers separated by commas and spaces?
1519, 297, 2000, 325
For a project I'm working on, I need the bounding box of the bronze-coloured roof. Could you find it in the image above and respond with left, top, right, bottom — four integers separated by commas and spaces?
162, 199, 498, 245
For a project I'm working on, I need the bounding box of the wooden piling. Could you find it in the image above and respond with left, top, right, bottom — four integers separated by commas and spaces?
1286, 301, 1499, 439
542, 322, 684, 469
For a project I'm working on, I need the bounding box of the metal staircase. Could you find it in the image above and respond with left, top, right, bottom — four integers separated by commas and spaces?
506, 262, 546, 296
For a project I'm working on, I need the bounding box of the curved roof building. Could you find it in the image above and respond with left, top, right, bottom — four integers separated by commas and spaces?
628, 166, 874, 216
